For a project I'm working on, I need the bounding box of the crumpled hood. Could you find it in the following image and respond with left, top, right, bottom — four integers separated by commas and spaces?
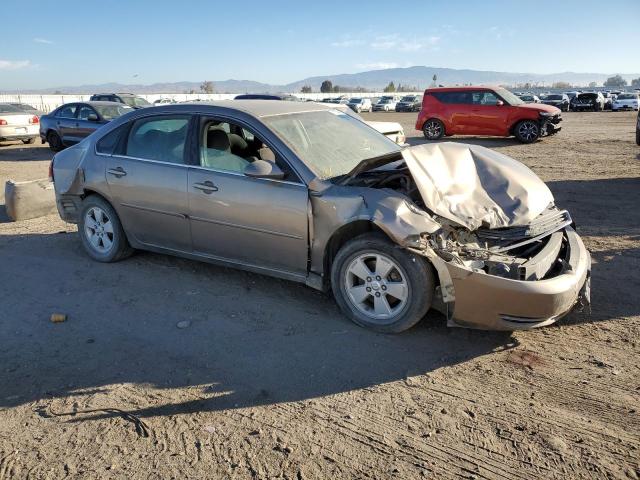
402, 142, 554, 230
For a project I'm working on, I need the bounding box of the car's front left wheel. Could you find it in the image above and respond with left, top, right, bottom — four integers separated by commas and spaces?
78, 195, 133, 263
514, 120, 539, 143
331, 233, 435, 333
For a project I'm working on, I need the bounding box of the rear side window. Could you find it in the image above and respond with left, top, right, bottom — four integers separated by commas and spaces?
56, 105, 78, 118
96, 124, 128, 155
125, 115, 190, 164
431, 92, 473, 104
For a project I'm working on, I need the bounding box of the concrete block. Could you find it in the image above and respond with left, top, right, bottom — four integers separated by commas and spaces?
4, 178, 57, 221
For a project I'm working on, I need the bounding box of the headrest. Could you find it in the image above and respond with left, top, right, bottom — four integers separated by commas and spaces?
207, 129, 230, 151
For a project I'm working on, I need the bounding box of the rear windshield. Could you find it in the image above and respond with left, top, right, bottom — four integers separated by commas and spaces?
122, 96, 150, 107
95, 104, 134, 120
0, 104, 22, 113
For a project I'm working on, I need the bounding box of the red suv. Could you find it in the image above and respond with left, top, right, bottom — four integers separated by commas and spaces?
416, 86, 562, 143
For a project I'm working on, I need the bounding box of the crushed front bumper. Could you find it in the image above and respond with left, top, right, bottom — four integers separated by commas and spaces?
442, 227, 591, 330
541, 114, 562, 136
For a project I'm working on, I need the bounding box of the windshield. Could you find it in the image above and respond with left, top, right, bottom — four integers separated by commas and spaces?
122, 96, 150, 107
95, 104, 133, 120
401, 96, 415, 102
349, 98, 361, 103
495, 88, 524, 105
263, 110, 400, 180
547, 95, 563, 100
617, 94, 637, 100
0, 104, 22, 113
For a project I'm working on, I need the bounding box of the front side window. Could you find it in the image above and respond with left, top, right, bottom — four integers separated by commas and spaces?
77, 105, 97, 120
126, 115, 190, 164
472, 91, 500, 105
264, 109, 400, 180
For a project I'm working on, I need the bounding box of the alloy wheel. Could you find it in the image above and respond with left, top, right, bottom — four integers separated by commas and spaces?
423, 120, 443, 139
344, 252, 409, 322
517, 121, 539, 142
84, 206, 115, 253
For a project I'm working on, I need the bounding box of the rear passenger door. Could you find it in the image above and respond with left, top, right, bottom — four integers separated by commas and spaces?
54, 104, 79, 145
102, 114, 193, 252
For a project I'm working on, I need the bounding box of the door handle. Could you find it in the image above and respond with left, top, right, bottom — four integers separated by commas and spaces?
193, 181, 218, 193
107, 167, 127, 178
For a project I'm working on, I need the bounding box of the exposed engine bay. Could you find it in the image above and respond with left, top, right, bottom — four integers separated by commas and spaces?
349, 162, 574, 283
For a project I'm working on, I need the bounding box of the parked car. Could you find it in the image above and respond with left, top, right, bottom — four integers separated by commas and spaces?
416, 86, 562, 143
51, 101, 590, 332
234, 94, 299, 101
570, 92, 605, 111
612, 92, 639, 111
395, 95, 423, 112
601, 92, 615, 110
40, 101, 133, 151
518, 94, 541, 104
89, 93, 151, 109
347, 97, 372, 113
372, 97, 398, 112
564, 92, 579, 103
0, 103, 40, 144
541, 94, 570, 112
8, 102, 45, 117
153, 98, 175, 106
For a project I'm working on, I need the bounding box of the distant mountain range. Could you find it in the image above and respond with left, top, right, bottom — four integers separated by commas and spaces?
7, 66, 639, 94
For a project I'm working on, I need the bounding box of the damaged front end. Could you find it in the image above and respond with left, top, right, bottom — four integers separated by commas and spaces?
539, 112, 562, 136
344, 142, 591, 330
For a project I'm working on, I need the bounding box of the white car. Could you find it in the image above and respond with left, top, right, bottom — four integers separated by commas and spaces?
333, 104, 406, 145
153, 98, 175, 106
0, 103, 40, 144
612, 93, 639, 111
347, 97, 372, 113
372, 98, 398, 112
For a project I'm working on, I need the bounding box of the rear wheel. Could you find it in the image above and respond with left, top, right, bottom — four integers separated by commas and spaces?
22, 138, 36, 144
47, 131, 63, 152
422, 119, 445, 140
78, 195, 133, 263
636, 125, 640, 146
331, 233, 435, 333
514, 120, 539, 143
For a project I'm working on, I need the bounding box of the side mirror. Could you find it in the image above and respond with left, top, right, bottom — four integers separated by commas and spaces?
495, 100, 504, 106
87, 113, 99, 121
244, 160, 285, 180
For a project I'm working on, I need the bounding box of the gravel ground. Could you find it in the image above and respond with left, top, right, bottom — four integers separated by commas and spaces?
1, 111, 639, 479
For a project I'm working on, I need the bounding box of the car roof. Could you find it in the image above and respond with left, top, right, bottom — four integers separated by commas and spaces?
425, 86, 501, 92
154, 99, 343, 118
58, 101, 127, 107
92, 93, 138, 97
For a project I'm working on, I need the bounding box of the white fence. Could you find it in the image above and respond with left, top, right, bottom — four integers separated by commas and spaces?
0, 92, 423, 113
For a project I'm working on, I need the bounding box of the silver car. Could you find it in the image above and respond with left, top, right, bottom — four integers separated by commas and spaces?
52, 101, 591, 332
0, 103, 40, 144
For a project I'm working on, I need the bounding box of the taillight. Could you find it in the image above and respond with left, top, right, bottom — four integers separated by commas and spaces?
29, 116, 39, 124
0, 119, 7, 126
48, 158, 54, 182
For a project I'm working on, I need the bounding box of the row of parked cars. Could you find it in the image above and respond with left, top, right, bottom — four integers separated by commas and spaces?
516, 91, 639, 112
319, 95, 423, 113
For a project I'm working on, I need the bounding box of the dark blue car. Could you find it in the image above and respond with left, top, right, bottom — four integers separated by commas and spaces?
39, 101, 133, 151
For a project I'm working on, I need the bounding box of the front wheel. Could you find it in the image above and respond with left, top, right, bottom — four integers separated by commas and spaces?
636, 126, 640, 146
78, 195, 133, 263
331, 233, 435, 333
22, 138, 36, 144
422, 119, 445, 140
514, 120, 540, 143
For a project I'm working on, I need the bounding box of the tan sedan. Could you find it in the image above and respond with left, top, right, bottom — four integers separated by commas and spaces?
51, 101, 590, 332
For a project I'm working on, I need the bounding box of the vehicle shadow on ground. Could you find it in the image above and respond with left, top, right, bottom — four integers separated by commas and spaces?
406, 136, 522, 149
0, 231, 519, 419
0, 143, 51, 162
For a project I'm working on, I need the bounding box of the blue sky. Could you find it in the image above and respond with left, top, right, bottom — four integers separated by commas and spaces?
1, 0, 639, 90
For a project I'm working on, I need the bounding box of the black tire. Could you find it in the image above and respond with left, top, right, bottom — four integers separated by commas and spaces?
78, 195, 133, 263
47, 131, 64, 152
330, 233, 435, 333
422, 118, 445, 140
514, 119, 540, 143
22, 138, 36, 144
636, 126, 640, 146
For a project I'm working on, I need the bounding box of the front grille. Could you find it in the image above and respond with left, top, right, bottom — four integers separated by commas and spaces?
476, 208, 572, 248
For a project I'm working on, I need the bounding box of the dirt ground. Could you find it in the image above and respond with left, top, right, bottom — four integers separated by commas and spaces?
1, 111, 639, 479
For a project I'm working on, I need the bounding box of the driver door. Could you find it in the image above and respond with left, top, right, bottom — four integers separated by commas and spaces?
187, 117, 309, 278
